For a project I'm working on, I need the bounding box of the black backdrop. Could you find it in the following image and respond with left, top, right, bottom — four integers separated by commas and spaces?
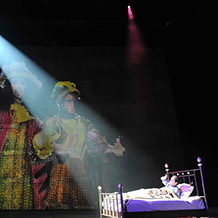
0, 1, 216, 207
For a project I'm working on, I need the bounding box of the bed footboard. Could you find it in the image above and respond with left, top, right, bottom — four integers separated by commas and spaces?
98, 185, 124, 218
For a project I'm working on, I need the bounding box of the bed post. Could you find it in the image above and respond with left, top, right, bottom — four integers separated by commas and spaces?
197, 157, 210, 218
118, 184, 124, 218
165, 163, 169, 180
98, 185, 103, 218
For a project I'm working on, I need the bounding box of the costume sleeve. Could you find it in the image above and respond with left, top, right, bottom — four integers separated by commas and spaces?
84, 119, 110, 162
32, 117, 61, 159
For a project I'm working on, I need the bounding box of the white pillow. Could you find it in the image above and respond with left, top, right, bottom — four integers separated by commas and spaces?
178, 183, 194, 199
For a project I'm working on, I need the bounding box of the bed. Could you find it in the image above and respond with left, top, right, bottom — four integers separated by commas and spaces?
98, 157, 210, 218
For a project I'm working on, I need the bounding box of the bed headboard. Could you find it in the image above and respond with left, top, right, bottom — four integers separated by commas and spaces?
165, 157, 208, 210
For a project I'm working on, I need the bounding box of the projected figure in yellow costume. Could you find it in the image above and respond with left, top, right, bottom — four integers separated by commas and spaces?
31, 81, 125, 209
0, 61, 42, 210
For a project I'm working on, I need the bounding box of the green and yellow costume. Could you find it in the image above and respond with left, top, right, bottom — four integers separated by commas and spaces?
31, 81, 111, 209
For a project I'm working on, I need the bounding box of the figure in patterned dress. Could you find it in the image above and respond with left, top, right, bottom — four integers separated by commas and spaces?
30, 81, 125, 209
0, 61, 42, 210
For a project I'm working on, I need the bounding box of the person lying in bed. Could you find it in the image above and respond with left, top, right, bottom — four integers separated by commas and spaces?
160, 174, 181, 199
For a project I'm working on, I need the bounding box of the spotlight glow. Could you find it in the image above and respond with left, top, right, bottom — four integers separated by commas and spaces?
128, 5, 134, 20
0, 35, 57, 119
126, 15, 146, 65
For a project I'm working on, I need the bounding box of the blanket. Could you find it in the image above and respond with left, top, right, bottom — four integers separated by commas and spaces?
124, 188, 173, 199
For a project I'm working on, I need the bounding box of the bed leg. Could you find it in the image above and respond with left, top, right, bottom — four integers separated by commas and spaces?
118, 184, 124, 218
98, 186, 103, 218
197, 157, 210, 218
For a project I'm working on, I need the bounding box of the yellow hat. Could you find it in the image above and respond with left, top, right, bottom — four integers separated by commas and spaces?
52, 81, 80, 103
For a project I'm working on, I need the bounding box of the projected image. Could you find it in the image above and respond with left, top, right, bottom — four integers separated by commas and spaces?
0, 61, 42, 210
0, 32, 181, 211
0, 61, 125, 210
30, 81, 125, 209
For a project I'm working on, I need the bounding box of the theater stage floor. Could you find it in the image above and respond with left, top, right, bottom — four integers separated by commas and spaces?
0, 209, 99, 218
0, 207, 218, 218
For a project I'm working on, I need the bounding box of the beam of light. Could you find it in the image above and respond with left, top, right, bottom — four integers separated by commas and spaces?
0, 35, 57, 120
126, 6, 147, 67
128, 5, 134, 20
0, 35, 126, 208
125, 3, 157, 109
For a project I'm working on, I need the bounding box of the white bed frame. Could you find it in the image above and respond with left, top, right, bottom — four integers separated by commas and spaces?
98, 157, 210, 218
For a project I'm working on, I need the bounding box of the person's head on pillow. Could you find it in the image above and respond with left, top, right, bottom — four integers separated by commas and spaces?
170, 176, 179, 187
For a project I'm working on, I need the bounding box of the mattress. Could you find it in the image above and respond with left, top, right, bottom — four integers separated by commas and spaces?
125, 196, 205, 212
102, 195, 205, 212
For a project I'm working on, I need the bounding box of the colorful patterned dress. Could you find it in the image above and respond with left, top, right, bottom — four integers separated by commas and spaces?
0, 104, 39, 210
31, 114, 110, 209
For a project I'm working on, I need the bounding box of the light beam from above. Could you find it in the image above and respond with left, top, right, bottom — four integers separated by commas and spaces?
128, 5, 134, 20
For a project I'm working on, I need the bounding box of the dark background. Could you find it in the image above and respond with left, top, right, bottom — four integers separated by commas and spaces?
0, 1, 216, 206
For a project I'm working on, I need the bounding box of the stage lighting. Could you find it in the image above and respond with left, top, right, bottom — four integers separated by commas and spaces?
128, 5, 134, 20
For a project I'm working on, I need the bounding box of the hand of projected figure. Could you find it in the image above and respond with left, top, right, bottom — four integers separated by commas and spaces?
106, 137, 125, 156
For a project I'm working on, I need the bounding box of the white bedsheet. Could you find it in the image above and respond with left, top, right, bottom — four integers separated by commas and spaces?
102, 193, 205, 212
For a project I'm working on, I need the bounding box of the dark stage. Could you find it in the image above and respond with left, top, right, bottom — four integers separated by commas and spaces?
0, 209, 99, 218
0, 1, 217, 217
1, 208, 218, 218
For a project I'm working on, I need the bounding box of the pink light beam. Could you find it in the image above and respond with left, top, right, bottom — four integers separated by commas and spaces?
128, 5, 134, 20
